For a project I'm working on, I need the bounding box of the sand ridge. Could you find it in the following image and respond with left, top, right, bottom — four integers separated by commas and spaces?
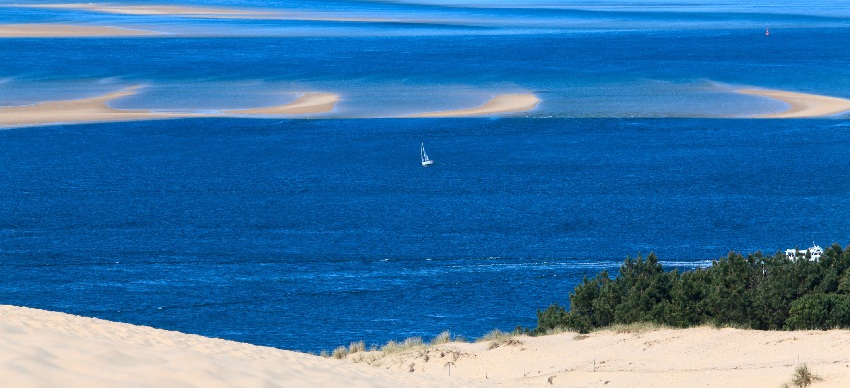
0, 305, 454, 387
0, 23, 160, 37
404, 93, 541, 118
21, 3, 278, 17
17, 3, 402, 23
738, 88, 850, 118
223, 93, 340, 115
0, 87, 340, 128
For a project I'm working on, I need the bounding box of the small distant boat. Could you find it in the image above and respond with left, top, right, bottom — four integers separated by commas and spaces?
765, 28, 770, 36
785, 242, 823, 261
420, 142, 434, 167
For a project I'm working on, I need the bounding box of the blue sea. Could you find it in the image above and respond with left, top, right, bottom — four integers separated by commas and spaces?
1, 1, 850, 352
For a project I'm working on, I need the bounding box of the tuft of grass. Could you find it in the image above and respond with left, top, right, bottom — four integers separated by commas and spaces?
319, 350, 330, 358
348, 340, 365, 354
430, 330, 452, 345
478, 329, 514, 342
331, 346, 349, 359
404, 336, 423, 347
380, 336, 424, 354
789, 364, 822, 387
478, 329, 524, 350
604, 322, 668, 334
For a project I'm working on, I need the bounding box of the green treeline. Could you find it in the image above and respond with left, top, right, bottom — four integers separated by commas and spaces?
534, 244, 850, 334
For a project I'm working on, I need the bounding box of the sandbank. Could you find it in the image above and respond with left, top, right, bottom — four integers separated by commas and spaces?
23, 3, 276, 17
0, 305, 449, 387
0, 88, 339, 128
0, 23, 160, 37
224, 93, 340, 115
404, 93, 540, 118
0, 87, 198, 127
350, 326, 850, 386
19, 3, 396, 23
738, 88, 850, 118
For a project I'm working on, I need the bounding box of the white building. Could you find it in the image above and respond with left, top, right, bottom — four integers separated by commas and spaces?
785, 244, 823, 262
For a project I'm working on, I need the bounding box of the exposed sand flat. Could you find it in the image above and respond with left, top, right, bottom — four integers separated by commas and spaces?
0, 88, 339, 128
0, 305, 452, 387
0, 87, 200, 127
224, 93, 340, 115
19, 3, 395, 23
354, 327, 850, 387
404, 93, 540, 118
738, 88, 850, 118
0, 23, 159, 37
25, 3, 277, 16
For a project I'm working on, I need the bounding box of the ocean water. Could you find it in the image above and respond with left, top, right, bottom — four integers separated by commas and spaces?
1, 1, 850, 352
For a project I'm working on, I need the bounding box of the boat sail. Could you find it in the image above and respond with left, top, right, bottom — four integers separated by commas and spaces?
420, 142, 434, 166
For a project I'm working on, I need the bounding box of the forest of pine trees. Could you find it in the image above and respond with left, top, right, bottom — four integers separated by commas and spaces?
534, 244, 850, 334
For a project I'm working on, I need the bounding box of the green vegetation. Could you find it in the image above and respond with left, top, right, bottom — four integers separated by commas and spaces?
783, 364, 821, 388
534, 244, 850, 334
429, 330, 453, 345
380, 336, 424, 354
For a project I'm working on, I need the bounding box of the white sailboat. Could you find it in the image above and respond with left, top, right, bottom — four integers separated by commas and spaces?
420, 142, 434, 166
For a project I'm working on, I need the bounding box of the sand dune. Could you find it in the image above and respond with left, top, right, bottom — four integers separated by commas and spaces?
738, 88, 850, 118
0, 23, 160, 37
0, 305, 451, 387
5, 304, 850, 387
0, 88, 338, 128
352, 327, 850, 387
224, 93, 340, 115
404, 93, 540, 118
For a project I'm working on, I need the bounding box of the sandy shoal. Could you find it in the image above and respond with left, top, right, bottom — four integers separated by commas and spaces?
355, 327, 850, 387
0, 87, 200, 127
0, 23, 160, 37
404, 93, 540, 118
738, 88, 850, 118
0, 305, 451, 387
224, 93, 340, 115
19, 3, 394, 23
23, 3, 276, 16
0, 88, 339, 128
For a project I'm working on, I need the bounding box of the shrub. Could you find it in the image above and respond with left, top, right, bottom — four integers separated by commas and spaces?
786, 293, 850, 330
788, 364, 821, 387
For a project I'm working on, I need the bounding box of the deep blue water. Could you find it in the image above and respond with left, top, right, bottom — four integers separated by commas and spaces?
1, 118, 849, 351
3, 0, 850, 352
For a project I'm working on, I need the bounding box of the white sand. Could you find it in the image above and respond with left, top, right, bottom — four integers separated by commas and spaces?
357, 327, 850, 387
738, 89, 850, 118
224, 93, 340, 115
4, 305, 850, 387
0, 88, 339, 128
404, 93, 540, 118
0, 305, 454, 387
0, 24, 160, 37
